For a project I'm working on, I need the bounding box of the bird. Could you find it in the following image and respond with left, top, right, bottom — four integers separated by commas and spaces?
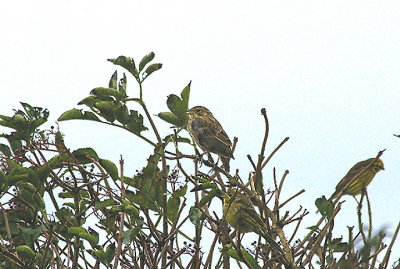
186, 106, 234, 171
223, 189, 284, 254
330, 158, 384, 200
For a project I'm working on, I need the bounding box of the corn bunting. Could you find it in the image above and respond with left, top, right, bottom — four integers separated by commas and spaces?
186, 106, 234, 171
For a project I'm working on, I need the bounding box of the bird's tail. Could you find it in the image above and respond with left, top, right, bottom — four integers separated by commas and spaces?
221, 157, 230, 172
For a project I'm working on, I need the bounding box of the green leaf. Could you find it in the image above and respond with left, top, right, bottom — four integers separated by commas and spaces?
20, 227, 41, 246
79, 232, 99, 246
95, 199, 117, 210
180, 81, 191, 111
167, 94, 182, 116
157, 112, 184, 127
173, 186, 188, 197
166, 93, 188, 123
105, 243, 116, 264
0, 171, 6, 191
126, 191, 159, 212
167, 196, 180, 222
99, 159, 119, 181
0, 143, 11, 157
191, 183, 217, 192
109, 70, 118, 89
92, 249, 106, 263
91, 87, 126, 100
189, 206, 204, 226
68, 226, 87, 235
125, 109, 148, 135
78, 95, 114, 107
225, 245, 261, 269
115, 104, 130, 125
142, 63, 162, 80
88, 227, 99, 245
124, 205, 140, 219
16, 245, 36, 260
139, 52, 155, 72
118, 73, 127, 96
163, 134, 191, 144
58, 192, 75, 199
58, 109, 100, 122
198, 189, 218, 207
72, 147, 99, 164
7, 166, 39, 188
108, 56, 138, 77
315, 196, 333, 219
122, 219, 143, 244
94, 101, 118, 122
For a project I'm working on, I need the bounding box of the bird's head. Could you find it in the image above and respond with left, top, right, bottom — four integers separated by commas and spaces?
187, 106, 212, 118
221, 188, 240, 204
372, 158, 385, 172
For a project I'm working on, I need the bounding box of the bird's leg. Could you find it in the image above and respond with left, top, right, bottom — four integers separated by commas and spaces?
204, 153, 220, 171
235, 231, 241, 249
193, 148, 205, 167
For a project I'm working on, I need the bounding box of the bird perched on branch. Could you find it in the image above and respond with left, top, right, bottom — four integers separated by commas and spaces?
223, 189, 284, 254
186, 106, 234, 171
330, 158, 384, 200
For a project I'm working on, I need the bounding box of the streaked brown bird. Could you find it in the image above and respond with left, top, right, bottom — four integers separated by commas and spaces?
186, 106, 234, 171
330, 158, 384, 200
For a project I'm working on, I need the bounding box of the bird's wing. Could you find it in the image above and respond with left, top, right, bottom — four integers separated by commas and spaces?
335, 159, 372, 191
200, 116, 232, 147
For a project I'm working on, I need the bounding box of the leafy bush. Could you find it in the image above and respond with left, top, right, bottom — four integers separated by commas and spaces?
0, 53, 398, 268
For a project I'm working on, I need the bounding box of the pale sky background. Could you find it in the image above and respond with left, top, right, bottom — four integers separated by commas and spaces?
1, 0, 399, 267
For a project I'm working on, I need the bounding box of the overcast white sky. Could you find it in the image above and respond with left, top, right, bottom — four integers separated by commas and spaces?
1, 0, 399, 266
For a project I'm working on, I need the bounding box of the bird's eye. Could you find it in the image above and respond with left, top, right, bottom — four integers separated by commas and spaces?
196, 109, 201, 113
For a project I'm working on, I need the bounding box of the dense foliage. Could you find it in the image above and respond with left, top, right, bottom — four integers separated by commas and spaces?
0, 53, 398, 268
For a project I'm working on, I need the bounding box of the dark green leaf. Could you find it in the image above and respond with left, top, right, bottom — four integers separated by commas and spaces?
108, 56, 138, 78
126, 191, 159, 212
16, 245, 36, 260
315, 196, 333, 218
173, 186, 188, 197
189, 206, 203, 226
191, 183, 217, 192
166, 94, 188, 122
142, 63, 162, 80
180, 81, 191, 111
225, 245, 261, 269
198, 189, 218, 207
0, 171, 6, 191
20, 227, 41, 246
78, 95, 114, 107
118, 73, 127, 96
167, 196, 180, 222
7, 166, 40, 188
115, 104, 130, 125
99, 159, 119, 181
109, 70, 118, 89
0, 143, 11, 157
125, 110, 148, 135
58, 192, 75, 199
91, 87, 126, 100
72, 147, 99, 164
105, 243, 116, 264
95, 199, 117, 210
158, 112, 184, 127
139, 52, 155, 72
94, 101, 118, 122
58, 109, 101, 122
